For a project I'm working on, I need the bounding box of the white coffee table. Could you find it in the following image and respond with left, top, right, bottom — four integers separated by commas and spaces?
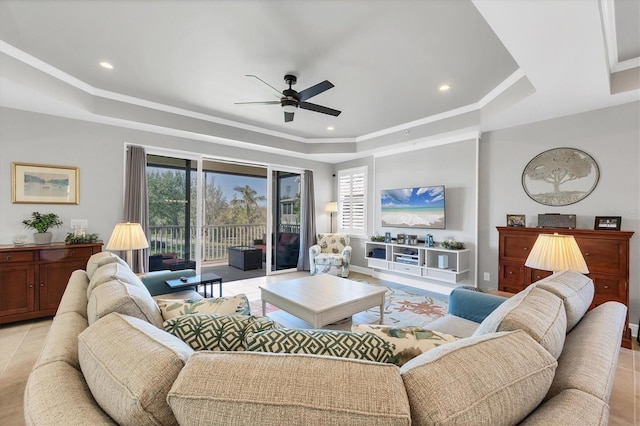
259, 274, 387, 328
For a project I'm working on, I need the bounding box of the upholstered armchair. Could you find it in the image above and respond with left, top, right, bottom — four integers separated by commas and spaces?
309, 233, 352, 277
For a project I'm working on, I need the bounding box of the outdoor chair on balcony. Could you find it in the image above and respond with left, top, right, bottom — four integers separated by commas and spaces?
309, 233, 352, 278
149, 253, 195, 272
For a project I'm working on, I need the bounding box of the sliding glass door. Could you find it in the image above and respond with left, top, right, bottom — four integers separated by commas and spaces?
146, 155, 196, 272
269, 169, 303, 272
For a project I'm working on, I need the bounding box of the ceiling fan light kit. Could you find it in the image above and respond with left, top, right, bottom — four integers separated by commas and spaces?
236, 74, 341, 123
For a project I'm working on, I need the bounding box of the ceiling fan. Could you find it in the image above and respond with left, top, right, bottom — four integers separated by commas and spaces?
235, 74, 341, 123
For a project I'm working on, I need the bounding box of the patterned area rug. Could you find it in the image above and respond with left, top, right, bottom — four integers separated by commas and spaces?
248, 278, 448, 329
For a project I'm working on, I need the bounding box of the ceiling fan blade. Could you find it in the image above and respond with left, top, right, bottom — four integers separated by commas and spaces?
234, 101, 281, 105
284, 111, 295, 122
246, 75, 282, 98
299, 101, 341, 117
297, 80, 334, 102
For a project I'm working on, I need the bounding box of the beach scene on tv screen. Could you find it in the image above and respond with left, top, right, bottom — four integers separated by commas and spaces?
381, 186, 445, 229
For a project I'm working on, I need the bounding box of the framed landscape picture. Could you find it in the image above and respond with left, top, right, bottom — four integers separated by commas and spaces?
12, 162, 79, 204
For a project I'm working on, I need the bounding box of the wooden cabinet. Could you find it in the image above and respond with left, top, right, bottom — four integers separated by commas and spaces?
497, 227, 634, 348
0, 242, 102, 324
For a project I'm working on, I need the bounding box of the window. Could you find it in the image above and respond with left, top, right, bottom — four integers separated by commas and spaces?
337, 166, 367, 235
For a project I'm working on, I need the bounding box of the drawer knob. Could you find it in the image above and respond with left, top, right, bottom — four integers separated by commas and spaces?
29, 284, 33, 288
509, 271, 513, 275
536, 275, 541, 279
604, 285, 609, 289
523, 247, 528, 251
40, 283, 45, 287
3, 255, 10, 262
584, 252, 590, 256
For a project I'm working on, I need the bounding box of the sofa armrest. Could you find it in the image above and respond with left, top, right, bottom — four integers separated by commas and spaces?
448, 288, 507, 323
140, 269, 197, 296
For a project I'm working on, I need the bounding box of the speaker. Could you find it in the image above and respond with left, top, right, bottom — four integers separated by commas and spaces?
538, 214, 576, 229
438, 255, 449, 269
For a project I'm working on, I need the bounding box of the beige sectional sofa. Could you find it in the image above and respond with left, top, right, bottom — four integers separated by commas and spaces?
24, 253, 626, 425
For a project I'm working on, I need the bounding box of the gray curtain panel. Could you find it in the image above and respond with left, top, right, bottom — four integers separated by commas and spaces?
123, 145, 149, 273
297, 169, 316, 271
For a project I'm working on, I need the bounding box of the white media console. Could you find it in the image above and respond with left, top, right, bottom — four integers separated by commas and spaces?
364, 241, 470, 284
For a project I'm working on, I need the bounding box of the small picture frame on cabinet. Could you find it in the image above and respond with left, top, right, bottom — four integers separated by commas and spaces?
594, 216, 621, 231
506, 214, 525, 227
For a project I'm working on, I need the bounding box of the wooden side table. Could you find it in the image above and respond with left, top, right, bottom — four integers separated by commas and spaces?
166, 273, 223, 298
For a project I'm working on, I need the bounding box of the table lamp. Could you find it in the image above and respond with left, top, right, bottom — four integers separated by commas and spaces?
524, 232, 589, 273
326, 201, 338, 233
106, 222, 149, 270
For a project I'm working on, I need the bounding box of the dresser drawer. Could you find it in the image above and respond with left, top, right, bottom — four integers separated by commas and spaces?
391, 262, 421, 276
501, 234, 538, 261
39, 247, 94, 262
576, 238, 627, 275
528, 268, 554, 284
589, 274, 625, 300
0, 251, 35, 264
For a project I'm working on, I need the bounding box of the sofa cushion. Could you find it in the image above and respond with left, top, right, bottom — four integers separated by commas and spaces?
473, 286, 567, 359
317, 233, 350, 254
78, 313, 193, 426
56, 269, 90, 318
85, 252, 127, 280
24, 361, 116, 426
34, 311, 87, 370
87, 278, 164, 328
352, 324, 457, 366
400, 330, 557, 425
546, 302, 626, 402
167, 351, 411, 425
244, 328, 394, 363
520, 389, 609, 425
164, 314, 270, 352
313, 253, 345, 266
425, 314, 479, 338
157, 294, 250, 320
533, 270, 594, 332
87, 262, 146, 298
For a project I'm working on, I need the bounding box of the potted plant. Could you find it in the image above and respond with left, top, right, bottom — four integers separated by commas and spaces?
22, 212, 63, 245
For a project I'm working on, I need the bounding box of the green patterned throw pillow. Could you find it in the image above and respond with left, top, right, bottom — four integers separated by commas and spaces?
164, 314, 280, 352
352, 324, 457, 366
244, 328, 394, 363
157, 294, 250, 320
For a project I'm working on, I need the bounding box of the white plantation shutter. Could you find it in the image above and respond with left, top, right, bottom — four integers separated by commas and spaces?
337, 166, 366, 235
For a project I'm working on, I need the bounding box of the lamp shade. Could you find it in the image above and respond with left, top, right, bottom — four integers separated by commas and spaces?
325, 201, 338, 213
524, 233, 589, 273
106, 222, 149, 251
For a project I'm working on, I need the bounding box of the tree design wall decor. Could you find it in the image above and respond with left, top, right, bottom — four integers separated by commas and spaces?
522, 147, 599, 206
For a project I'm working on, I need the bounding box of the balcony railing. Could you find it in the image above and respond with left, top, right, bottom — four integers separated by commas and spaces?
149, 224, 299, 262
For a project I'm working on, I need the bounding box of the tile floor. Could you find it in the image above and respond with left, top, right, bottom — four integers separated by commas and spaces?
1, 272, 637, 425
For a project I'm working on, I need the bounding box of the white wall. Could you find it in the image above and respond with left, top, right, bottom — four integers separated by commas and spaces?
334, 139, 478, 286
0, 108, 334, 245
478, 102, 640, 324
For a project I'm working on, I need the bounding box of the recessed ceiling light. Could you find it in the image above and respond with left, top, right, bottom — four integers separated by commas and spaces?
327, 126, 334, 131
439, 84, 450, 92
99, 61, 113, 70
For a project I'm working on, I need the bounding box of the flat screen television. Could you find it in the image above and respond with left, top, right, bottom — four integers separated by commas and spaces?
380, 185, 445, 229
